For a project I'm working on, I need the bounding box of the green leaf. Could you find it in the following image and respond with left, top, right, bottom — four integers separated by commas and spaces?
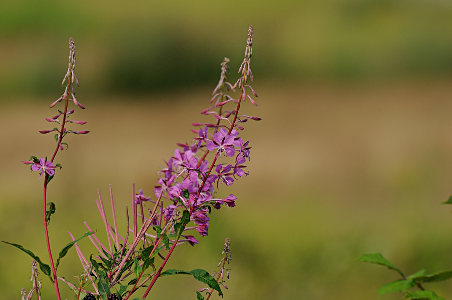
182, 189, 190, 199
174, 210, 191, 237
442, 195, 452, 205
161, 269, 191, 276
2, 241, 52, 279
47, 174, 55, 184
90, 255, 100, 272
190, 269, 223, 296
405, 290, 444, 300
134, 257, 142, 277
162, 233, 170, 250
56, 231, 94, 269
161, 269, 222, 296
142, 245, 153, 258
378, 279, 414, 295
97, 269, 110, 299
99, 253, 112, 269
181, 210, 190, 225
408, 269, 426, 281
45, 202, 56, 224
413, 270, 452, 283
196, 291, 204, 300
29, 156, 40, 163
153, 225, 162, 237
142, 256, 154, 272
128, 278, 137, 286
117, 258, 134, 280
357, 253, 404, 277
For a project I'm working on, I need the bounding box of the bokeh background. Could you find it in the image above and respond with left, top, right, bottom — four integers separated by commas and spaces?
2, 0, 452, 299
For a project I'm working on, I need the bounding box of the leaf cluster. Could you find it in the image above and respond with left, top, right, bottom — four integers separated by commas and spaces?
2, 231, 93, 282
358, 253, 452, 299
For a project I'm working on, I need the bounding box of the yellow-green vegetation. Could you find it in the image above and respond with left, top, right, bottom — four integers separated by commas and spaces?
1, 0, 452, 96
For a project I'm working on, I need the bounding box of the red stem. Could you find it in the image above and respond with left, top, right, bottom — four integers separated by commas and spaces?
142, 235, 182, 299
205, 257, 226, 300
42, 62, 72, 300
123, 222, 172, 299
43, 179, 62, 300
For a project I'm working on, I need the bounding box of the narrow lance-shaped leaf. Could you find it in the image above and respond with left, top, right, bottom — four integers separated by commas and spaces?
378, 279, 414, 295
405, 290, 444, 300
2, 241, 52, 280
412, 270, 452, 284
357, 253, 405, 277
97, 269, 110, 299
161, 268, 223, 296
45, 202, 56, 224
133, 257, 142, 277
191, 269, 223, 296
47, 174, 55, 184
196, 291, 205, 300
174, 210, 191, 237
407, 269, 426, 281
55, 231, 94, 269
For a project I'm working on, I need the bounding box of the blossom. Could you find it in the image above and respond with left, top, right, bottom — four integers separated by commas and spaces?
191, 208, 210, 236
135, 189, 151, 204
215, 164, 234, 187
182, 235, 199, 246
24, 158, 55, 177
194, 126, 209, 148
163, 205, 177, 222
172, 149, 198, 176
238, 140, 251, 160
211, 194, 237, 209
221, 194, 237, 207
206, 128, 241, 157
234, 154, 248, 177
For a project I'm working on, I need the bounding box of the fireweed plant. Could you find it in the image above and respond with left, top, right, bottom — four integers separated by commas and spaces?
4, 26, 259, 300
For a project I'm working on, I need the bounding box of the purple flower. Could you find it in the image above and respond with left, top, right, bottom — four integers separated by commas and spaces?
135, 189, 151, 204
238, 140, 251, 160
222, 194, 237, 207
192, 208, 210, 236
212, 194, 237, 209
206, 128, 241, 157
215, 164, 234, 187
172, 149, 198, 175
163, 204, 177, 222
154, 175, 179, 201
25, 158, 55, 177
195, 126, 209, 148
234, 154, 248, 177
182, 235, 199, 246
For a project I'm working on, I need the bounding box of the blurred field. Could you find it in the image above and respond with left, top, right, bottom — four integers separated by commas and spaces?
1, 0, 452, 96
1, 81, 452, 299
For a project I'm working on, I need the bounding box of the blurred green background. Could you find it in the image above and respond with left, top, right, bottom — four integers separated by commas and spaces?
2, 0, 452, 299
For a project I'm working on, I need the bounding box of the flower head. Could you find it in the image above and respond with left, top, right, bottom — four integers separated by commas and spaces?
24, 158, 55, 177
206, 128, 241, 157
